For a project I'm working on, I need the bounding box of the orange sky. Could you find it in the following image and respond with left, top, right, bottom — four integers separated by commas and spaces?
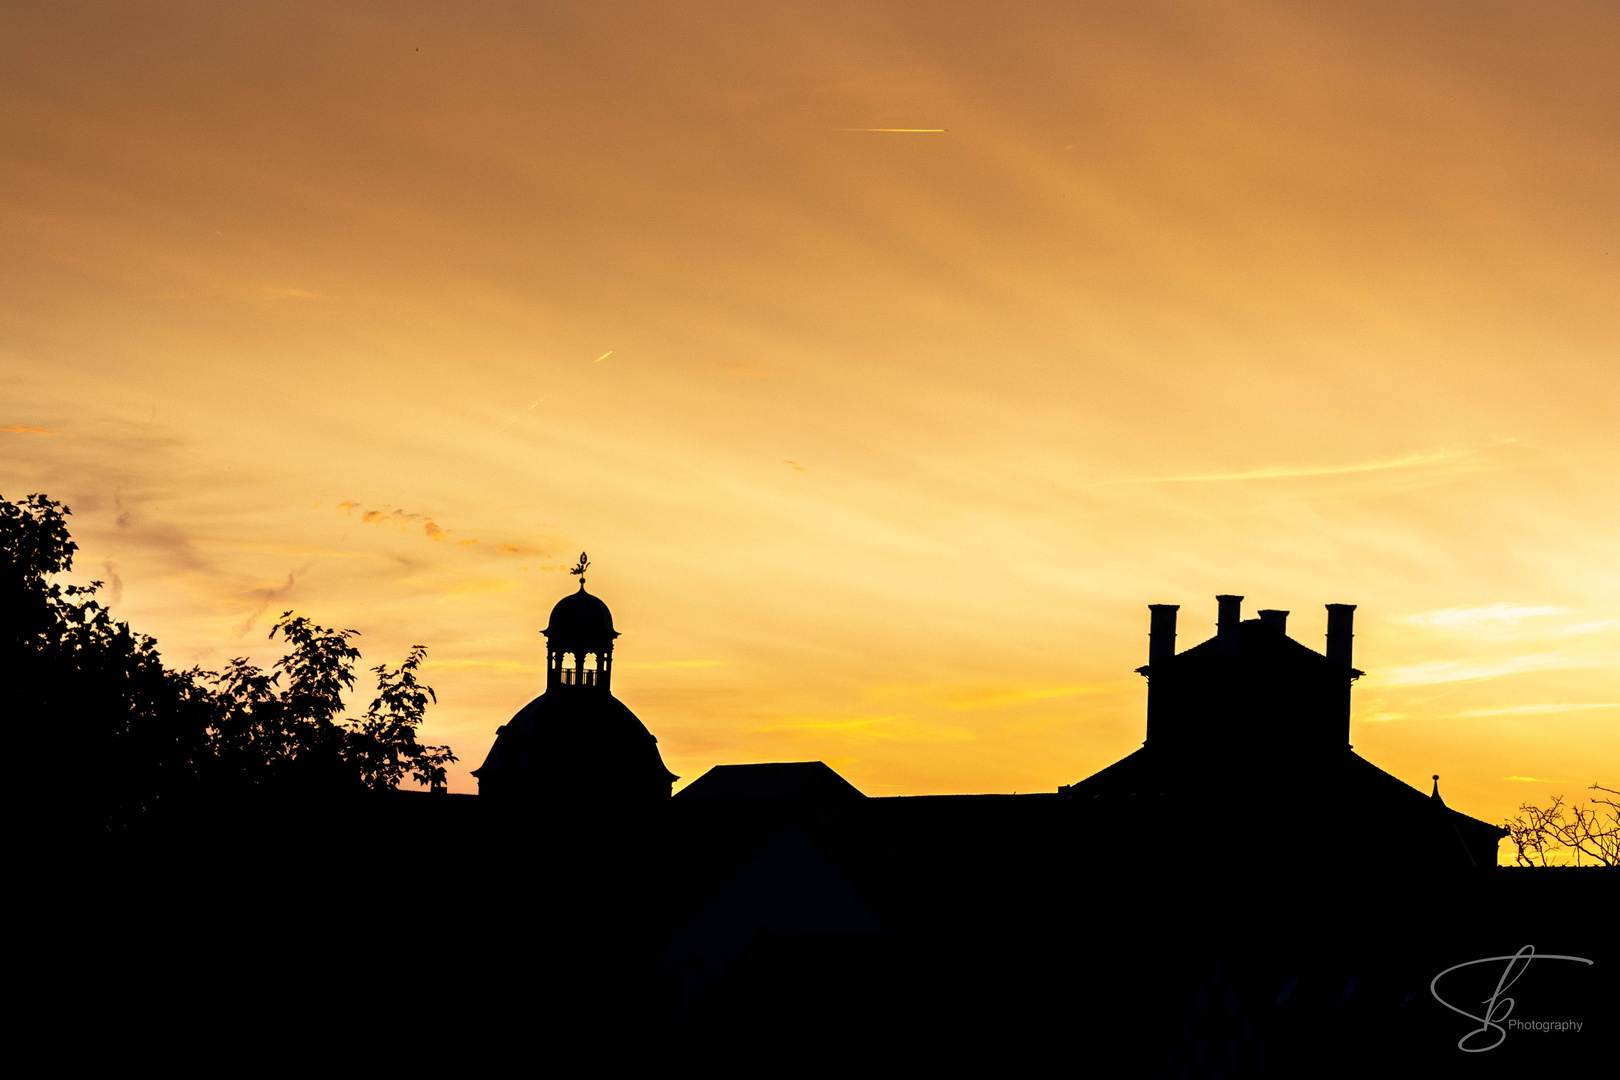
3, 2, 1617, 849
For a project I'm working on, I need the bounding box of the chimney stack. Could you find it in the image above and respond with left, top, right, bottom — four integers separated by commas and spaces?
1326, 604, 1356, 666
1148, 604, 1179, 665
1216, 595, 1243, 655
1258, 609, 1289, 634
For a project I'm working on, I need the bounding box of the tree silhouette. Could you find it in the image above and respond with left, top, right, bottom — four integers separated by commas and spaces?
5, 493, 212, 831
353, 645, 456, 791
1505, 783, 1619, 866
3, 492, 457, 833
205, 613, 456, 795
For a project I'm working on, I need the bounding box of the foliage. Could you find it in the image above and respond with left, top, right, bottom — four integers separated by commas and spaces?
5, 494, 214, 830
1505, 784, 1619, 866
2, 491, 76, 588
3, 492, 458, 833
352, 645, 457, 791
208, 617, 457, 794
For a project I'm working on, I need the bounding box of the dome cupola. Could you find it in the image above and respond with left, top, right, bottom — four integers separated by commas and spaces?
545, 587, 617, 639
543, 553, 618, 691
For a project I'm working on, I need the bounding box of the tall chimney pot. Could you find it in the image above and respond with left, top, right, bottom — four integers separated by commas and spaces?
1258, 609, 1289, 634
1148, 604, 1179, 665
1216, 595, 1243, 655
1326, 604, 1356, 666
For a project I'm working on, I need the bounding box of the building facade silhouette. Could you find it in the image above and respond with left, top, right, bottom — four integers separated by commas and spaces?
1061, 596, 1507, 867
443, 586, 1569, 1069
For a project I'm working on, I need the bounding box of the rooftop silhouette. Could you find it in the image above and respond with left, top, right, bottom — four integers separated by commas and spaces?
472, 561, 677, 803
1064, 595, 1506, 868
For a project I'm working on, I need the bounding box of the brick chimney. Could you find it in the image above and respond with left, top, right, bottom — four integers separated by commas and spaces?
1148, 604, 1179, 665
1258, 609, 1289, 634
1216, 595, 1243, 655
1326, 604, 1356, 666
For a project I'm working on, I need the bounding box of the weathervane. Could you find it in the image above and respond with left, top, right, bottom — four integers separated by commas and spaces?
570, 551, 590, 587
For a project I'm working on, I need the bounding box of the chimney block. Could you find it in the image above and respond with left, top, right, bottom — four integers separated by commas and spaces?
1148, 604, 1179, 665
1258, 609, 1289, 634
1326, 603, 1356, 666
1216, 595, 1243, 655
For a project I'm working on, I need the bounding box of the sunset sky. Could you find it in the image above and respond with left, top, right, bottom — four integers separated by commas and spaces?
4, 2, 1617, 849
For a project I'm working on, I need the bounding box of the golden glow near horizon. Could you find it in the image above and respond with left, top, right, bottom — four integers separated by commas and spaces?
3, 3, 1617, 852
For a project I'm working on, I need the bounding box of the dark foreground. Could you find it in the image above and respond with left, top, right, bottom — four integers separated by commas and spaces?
41, 792, 1613, 1075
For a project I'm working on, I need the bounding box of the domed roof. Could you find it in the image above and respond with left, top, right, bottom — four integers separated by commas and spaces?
544, 584, 618, 638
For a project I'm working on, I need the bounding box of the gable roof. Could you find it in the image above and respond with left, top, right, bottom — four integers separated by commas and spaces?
677, 761, 867, 805
1146, 618, 1363, 679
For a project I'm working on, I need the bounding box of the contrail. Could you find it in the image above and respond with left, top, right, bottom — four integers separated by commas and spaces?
594, 351, 613, 363
838, 128, 947, 133
497, 396, 545, 430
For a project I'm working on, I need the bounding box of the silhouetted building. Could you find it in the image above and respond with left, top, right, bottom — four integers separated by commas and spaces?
677, 762, 867, 807
1061, 596, 1507, 867
473, 580, 677, 803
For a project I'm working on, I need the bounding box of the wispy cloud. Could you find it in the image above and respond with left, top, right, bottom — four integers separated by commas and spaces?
2, 425, 66, 435
756, 714, 894, 734
943, 682, 1120, 710
837, 128, 947, 132
424, 659, 542, 672
342, 502, 456, 542
1111, 442, 1506, 485
860, 680, 1127, 712
101, 559, 124, 606
1400, 603, 1564, 630
1560, 620, 1620, 636
1379, 652, 1582, 686
433, 578, 521, 600
1456, 702, 1620, 717
753, 714, 974, 742
262, 286, 319, 299
234, 565, 310, 637
623, 659, 726, 669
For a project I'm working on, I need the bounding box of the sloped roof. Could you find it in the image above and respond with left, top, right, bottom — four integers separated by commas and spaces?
1060, 745, 1506, 865
1057, 748, 1163, 807
1142, 618, 1362, 679
677, 761, 867, 804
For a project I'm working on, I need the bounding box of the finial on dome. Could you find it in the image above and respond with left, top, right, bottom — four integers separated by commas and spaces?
570, 551, 590, 588
1431, 774, 1441, 799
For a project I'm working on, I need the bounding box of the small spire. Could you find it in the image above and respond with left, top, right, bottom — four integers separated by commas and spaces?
1431, 774, 1443, 801
570, 551, 590, 588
